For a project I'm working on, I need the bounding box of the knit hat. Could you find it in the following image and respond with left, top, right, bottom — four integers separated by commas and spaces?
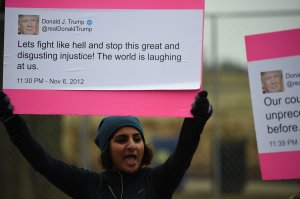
94, 116, 145, 151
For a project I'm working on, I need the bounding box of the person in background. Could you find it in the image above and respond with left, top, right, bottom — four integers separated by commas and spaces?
18, 15, 39, 35
0, 90, 212, 199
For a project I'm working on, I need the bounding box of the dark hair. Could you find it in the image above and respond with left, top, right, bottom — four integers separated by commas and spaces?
100, 144, 153, 170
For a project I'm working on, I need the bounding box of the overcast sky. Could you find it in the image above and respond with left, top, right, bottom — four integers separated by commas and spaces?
206, 0, 300, 12
203, 0, 300, 68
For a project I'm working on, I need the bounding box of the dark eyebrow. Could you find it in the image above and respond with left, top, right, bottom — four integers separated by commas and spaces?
114, 134, 127, 138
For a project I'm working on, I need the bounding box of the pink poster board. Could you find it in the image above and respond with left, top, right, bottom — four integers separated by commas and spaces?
3, 0, 205, 117
245, 28, 300, 180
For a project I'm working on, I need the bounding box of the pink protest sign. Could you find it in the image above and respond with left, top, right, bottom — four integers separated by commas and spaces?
3, 0, 205, 117
245, 28, 300, 180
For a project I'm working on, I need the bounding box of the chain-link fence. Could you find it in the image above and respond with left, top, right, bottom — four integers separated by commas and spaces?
1, 114, 299, 199
1, 4, 300, 199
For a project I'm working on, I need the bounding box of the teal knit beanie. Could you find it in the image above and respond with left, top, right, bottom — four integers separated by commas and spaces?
94, 116, 145, 151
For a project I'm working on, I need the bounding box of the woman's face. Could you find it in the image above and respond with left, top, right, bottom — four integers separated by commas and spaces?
109, 126, 144, 173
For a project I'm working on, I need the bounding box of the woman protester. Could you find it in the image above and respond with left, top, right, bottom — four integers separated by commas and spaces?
0, 90, 212, 199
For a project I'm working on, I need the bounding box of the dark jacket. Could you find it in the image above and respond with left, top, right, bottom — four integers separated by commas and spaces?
4, 115, 207, 199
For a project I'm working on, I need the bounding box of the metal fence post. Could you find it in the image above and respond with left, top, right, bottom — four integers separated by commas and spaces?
210, 14, 222, 199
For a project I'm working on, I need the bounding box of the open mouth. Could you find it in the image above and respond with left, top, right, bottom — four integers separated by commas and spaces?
124, 154, 137, 165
